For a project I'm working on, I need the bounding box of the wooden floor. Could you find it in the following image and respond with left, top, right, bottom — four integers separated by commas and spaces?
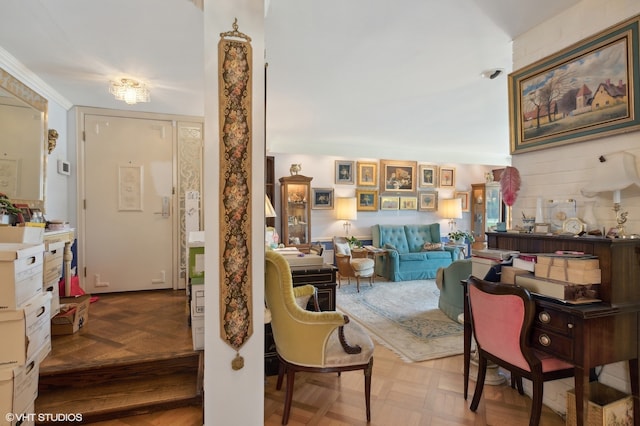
40, 290, 566, 425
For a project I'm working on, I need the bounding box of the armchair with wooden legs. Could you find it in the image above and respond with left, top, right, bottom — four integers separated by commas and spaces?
333, 236, 375, 292
265, 250, 375, 425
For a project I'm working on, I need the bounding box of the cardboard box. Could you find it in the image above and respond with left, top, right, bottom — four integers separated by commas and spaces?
0, 346, 43, 419
0, 243, 44, 310
567, 268, 602, 284
515, 275, 600, 302
567, 258, 600, 270
191, 314, 204, 350
51, 294, 90, 335
0, 227, 44, 244
0, 291, 51, 368
191, 286, 204, 317
566, 382, 633, 426
43, 242, 64, 284
471, 256, 501, 280
43, 279, 60, 318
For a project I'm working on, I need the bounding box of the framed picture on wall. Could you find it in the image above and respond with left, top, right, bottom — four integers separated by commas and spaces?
418, 191, 438, 212
311, 188, 334, 209
399, 196, 417, 210
439, 167, 455, 188
356, 189, 378, 211
335, 160, 355, 184
454, 191, 470, 212
356, 161, 378, 187
380, 159, 417, 193
418, 165, 438, 188
380, 196, 399, 211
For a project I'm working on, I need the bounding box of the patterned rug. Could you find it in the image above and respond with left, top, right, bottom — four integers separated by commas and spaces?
336, 278, 463, 362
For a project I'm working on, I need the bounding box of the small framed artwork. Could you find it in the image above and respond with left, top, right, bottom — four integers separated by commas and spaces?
356, 189, 378, 211
335, 160, 355, 185
454, 191, 470, 212
534, 223, 551, 234
418, 165, 438, 188
380, 196, 399, 211
311, 188, 334, 209
356, 161, 378, 187
399, 196, 417, 210
380, 159, 417, 193
439, 167, 456, 188
418, 191, 438, 212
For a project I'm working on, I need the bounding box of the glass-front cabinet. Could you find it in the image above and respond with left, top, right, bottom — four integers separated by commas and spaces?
279, 174, 312, 252
471, 183, 505, 250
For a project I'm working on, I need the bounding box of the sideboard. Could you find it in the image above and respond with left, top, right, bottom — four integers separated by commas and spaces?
465, 232, 640, 426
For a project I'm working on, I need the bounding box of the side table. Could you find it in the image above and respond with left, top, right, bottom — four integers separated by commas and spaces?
364, 247, 387, 282
446, 243, 467, 260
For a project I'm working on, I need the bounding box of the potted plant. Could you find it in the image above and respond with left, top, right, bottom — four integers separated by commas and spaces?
448, 230, 475, 244
346, 236, 363, 249
0, 194, 21, 225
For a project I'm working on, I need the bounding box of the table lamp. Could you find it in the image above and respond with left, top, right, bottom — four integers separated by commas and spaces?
440, 198, 462, 231
335, 197, 357, 235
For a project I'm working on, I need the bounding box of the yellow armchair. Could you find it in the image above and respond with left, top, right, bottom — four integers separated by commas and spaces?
265, 250, 374, 424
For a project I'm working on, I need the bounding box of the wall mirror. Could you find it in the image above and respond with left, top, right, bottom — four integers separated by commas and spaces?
0, 67, 47, 209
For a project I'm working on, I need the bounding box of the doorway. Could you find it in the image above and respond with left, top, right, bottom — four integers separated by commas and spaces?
82, 113, 176, 293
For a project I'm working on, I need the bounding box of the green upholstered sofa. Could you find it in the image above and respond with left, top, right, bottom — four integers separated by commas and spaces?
371, 224, 459, 281
435, 259, 472, 322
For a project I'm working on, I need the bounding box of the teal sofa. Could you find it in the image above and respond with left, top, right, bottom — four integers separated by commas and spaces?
371, 224, 459, 281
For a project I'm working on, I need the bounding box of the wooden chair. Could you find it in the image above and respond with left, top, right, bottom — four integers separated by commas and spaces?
466, 275, 576, 426
333, 236, 375, 292
265, 250, 374, 425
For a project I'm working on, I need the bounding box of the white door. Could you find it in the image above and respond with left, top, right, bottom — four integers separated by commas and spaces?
83, 114, 175, 293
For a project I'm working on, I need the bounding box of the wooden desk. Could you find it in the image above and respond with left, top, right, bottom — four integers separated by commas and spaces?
462, 232, 640, 426
44, 228, 75, 295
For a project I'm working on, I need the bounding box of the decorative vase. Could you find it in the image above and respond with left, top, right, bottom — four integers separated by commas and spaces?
535, 197, 544, 223
583, 201, 597, 232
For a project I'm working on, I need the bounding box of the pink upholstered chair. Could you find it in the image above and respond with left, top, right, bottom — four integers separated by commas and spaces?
466, 276, 576, 426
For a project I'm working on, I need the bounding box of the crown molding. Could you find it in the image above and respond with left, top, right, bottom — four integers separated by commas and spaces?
0, 46, 73, 110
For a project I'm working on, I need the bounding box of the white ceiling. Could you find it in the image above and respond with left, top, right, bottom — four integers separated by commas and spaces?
0, 0, 579, 166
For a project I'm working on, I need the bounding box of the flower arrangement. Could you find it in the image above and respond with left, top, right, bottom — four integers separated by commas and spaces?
0, 193, 21, 216
448, 230, 475, 243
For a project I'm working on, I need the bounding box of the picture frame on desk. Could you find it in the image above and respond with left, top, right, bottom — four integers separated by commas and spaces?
534, 223, 550, 234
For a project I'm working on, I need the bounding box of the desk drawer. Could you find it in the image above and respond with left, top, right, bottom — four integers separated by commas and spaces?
531, 328, 574, 360
534, 305, 573, 337
291, 270, 334, 284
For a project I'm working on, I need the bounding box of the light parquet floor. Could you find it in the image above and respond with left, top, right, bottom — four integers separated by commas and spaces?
44, 290, 566, 425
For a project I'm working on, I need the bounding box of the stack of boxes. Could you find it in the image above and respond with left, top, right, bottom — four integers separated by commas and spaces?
0, 230, 50, 425
188, 231, 205, 351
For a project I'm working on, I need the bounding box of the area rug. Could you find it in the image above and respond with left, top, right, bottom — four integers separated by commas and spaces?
336, 278, 463, 362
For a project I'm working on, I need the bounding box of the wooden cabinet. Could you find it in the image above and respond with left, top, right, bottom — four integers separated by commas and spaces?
279, 174, 312, 252
470, 183, 507, 249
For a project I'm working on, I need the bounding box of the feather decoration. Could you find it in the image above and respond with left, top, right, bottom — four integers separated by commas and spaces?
500, 166, 521, 206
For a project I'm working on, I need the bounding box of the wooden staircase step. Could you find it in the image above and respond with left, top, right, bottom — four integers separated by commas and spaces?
35, 352, 203, 424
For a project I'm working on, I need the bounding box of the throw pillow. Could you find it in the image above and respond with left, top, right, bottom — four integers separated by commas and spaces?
335, 242, 351, 256
422, 242, 444, 251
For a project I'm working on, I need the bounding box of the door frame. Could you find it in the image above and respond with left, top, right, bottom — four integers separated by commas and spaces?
75, 107, 203, 291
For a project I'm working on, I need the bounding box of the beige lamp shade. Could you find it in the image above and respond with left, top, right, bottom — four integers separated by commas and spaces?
581, 152, 640, 200
265, 195, 277, 218
335, 197, 357, 235
335, 197, 357, 221
440, 198, 462, 220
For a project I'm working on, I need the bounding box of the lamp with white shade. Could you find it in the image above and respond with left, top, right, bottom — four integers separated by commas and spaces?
581, 152, 640, 237
335, 197, 357, 236
440, 198, 462, 232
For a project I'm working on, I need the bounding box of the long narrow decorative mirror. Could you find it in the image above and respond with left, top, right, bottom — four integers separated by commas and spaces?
0, 67, 47, 210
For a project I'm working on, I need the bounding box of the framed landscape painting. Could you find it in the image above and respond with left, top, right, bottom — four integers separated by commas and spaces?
356, 161, 377, 187
509, 15, 640, 154
356, 189, 378, 211
380, 159, 417, 193
399, 196, 417, 210
311, 188, 334, 209
418, 191, 438, 212
380, 196, 399, 211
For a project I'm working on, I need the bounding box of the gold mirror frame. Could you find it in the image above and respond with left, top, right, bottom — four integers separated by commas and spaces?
0, 67, 47, 211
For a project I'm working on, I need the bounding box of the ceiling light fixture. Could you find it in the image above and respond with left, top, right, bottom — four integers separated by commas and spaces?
481, 69, 504, 79
109, 78, 150, 105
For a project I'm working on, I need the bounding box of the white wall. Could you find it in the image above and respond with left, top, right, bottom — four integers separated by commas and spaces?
270, 152, 498, 242
511, 0, 640, 415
